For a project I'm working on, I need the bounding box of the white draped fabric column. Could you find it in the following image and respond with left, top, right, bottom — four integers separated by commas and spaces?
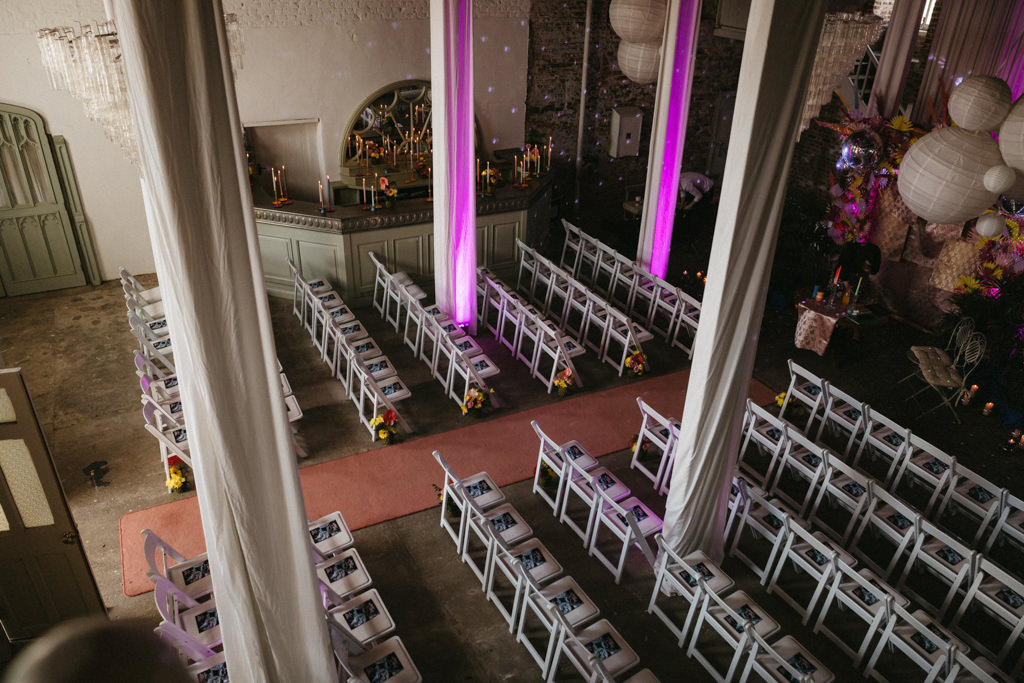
636, 0, 702, 277
867, 0, 927, 118
662, 0, 826, 562
115, 2, 336, 680
431, 0, 478, 329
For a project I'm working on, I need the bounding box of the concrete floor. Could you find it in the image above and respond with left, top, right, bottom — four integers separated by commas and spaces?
1, 262, 1021, 679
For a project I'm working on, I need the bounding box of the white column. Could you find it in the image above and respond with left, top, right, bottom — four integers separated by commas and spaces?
114, 2, 336, 681
431, 0, 478, 330
662, 0, 827, 562
867, 0, 927, 118
636, 0, 702, 278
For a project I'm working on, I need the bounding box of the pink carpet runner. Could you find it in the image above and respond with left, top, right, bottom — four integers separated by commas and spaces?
119, 368, 775, 596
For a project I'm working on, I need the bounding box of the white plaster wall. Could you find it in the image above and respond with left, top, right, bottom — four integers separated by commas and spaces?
0, 0, 530, 283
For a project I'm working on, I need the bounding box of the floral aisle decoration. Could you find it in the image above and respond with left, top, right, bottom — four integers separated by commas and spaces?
629, 433, 652, 455
379, 176, 398, 208
955, 213, 1024, 298
819, 111, 925, 244
536, 462, 556, 489
370, 409, 398, 444
461, 386, 492, 416
553, 368, 575, 396
165, 465, 189, 493
624, 351, 648, 376
432, 483, 460, 519
774, 392, 787, 408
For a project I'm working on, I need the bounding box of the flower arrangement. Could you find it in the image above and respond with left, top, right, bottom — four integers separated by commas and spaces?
553, 368, 575, 396
461, 386, 492, 416
367, 141, 383, 162
629, 433, 651, 455
370, 409, 398, 444
624, 351, 648, 376
536, 462, 556, 489
165, 465, 189, 493
481, 167, 503, 185
775, 392, 787, 407
432, 483, 460, 518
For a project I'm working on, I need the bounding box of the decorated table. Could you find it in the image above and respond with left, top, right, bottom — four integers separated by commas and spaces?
794, 298, 884, 356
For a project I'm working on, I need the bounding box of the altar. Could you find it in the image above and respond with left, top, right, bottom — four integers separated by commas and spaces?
254, 176, 552, 305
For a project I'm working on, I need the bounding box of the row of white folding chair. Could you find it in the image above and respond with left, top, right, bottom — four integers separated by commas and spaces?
628, 397, 679, 494
368, 250, 427, 331
120, 265, 162, 305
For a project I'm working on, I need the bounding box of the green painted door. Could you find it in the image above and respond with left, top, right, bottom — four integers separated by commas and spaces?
0, 104, 86, 296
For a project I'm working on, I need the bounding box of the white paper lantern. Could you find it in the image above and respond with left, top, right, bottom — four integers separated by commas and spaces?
984, 165, 1017, 194
617, 41, 661, 85
609, 0, 667, 43
947, 76, 1012, 132
898, 126, 1004, 223
1000, 95, 1024, 173
976, 212, 1005, 238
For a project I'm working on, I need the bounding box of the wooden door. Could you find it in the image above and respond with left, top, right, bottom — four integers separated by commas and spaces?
0, 104, 87, 296
0, 368, 103, 642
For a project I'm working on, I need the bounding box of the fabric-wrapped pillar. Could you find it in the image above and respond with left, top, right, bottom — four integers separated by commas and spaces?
636, 0, 702, 278
115, 2, 336, 680
431, 0, 478, 329
867, 0, 927, 118
661, 0, 826, 561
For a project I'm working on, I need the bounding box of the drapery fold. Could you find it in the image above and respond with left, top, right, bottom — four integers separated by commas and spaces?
868, 0, 927, 118
115, 1, 335, 680
636, 0, 702, 278
661, 0, 826, 562
431, 0, 478, 329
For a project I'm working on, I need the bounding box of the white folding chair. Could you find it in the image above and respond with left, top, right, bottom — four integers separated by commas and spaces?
333, 632, 422, 683
805, 451, 873, 545
814, 381, 867, 458
517, 566, 601, 677
936, 650, 1010, 683
851, 405, 912, 486
629, 397, 679, 492
532, 318, 584, 393
934, 464, 1006, 547
737, 400, 790, 491
813, 561, 908, 668
766, 426, 829, 518
726, 482, 795, 583
895, 517, 975, 620
559, 218, 587, 276
687, 584, 780, 683
648, 535, 735, 648
863, 605, 961, 683
462, 483, 533, 586
948, 556, 1024, 671
891, 434, 957, 518
327, 587, 395, 650
848, 481, 920, 581
764, 518, 838, 625
308, 511, 355, 558
645, 276, 681, 341
432, 450, 506, 553
779, 360, 826, 434
983, 491, 1024, 555
448, 348, 499, 408
141, 529, 212, 601
558, 457, 630, 546
367, 250, 391, 318
547, 612, 641, 683
669, 289, 701, 358
315, 547, 373, 600
602, 307, 651, 377
483, 525, 564, 632
740, 630, 835, 683
156, 622, 218, 666
608, 251, 638, 309
588, 488, 661, 584
530, 420, 598, 514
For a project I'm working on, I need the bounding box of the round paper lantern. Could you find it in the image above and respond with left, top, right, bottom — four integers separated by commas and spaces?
1000, 95, 1024, 172
976, 212, 1005, 238
609, 0, 667, 43
897, 126, 1004, 223
617, 41, 660, 85
984, 165, 1017, 194
947, 76, 1012, 132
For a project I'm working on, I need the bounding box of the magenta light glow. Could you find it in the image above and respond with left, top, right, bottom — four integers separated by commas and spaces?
650, 0, 701, 279
447, 0, 476, 326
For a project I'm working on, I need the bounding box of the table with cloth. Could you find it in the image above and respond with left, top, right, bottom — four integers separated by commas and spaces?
794, 299, 847, 356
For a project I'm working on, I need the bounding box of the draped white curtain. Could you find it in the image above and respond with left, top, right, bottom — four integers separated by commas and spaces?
431, 0, 478, 330
114, 1, 336, 680
868, 0, 928, 118
662, 0, 827, 561
636, 0, 702, 277
915, 0, 1024, 124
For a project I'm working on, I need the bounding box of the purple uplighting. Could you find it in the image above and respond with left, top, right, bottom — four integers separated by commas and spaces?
650, 0, 701, 279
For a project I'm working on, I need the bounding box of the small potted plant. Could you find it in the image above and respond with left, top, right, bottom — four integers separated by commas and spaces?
553, 368, 575, 396
370, 409, 398, 444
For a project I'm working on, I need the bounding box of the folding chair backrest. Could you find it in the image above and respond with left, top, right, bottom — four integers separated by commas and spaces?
154, 621, 217, 663
141, 528, 186, 578
781, 359, 825, 431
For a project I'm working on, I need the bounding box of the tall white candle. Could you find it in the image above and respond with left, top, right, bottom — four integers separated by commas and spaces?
318, 180, 324, 208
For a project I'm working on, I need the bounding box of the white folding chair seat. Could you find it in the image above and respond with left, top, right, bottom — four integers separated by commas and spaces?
949, 557, 1024, 670
895, 517, 975, 620
849, 482, 920, 580
558, 458, 630, 545
316, 547, 373, 600
742, 631, 835, 683
340, 635, 422, 683
629, 397, 680, 492
814, 381, 867, 457
185, 652, 228, 680
327, 587, 395, 649
779, 360, 826, 433
359, 354, 397, 383
737, 400, 789, 490
669, 290, 701, 357
852, 405, 912, 486
517, 569, 601, 676
767, 426, 828, 518
649, 536, 735, 647
864, 605, 961, 683
935, 465, 1005, 547
940, 650, 1011, 683
178, 597, 223, 649
308, 511, 354, 557
806, 452, 872, 545
549, 616, 641, 683
589, 490, 661, 583
813, 562, 908, 667
688, 586, 780, 683
485, 530, 564, 632
727, 483, 796, 583
892, 434, 957, 517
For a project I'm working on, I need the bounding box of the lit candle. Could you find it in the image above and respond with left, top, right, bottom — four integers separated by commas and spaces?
486, 161, 491, 190
318, 179, 324, 208
325, 175, 332, 210
983, 402, 995, 416
477, 158, 480, 193
548, 136, 552, 171
362, 177, 366, 206
280, 166, 288, 199
970, 384, 979, 396
277, 170, 284, 200
833, 266, 841, 284
271, 166, 278, 201
854, 277, 862, 297
513, 155, 518, 185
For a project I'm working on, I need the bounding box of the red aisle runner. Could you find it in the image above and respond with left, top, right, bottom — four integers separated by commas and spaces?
119, 368, 775, 596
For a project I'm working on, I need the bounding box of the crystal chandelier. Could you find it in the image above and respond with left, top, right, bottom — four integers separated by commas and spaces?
36, 15, 244, 163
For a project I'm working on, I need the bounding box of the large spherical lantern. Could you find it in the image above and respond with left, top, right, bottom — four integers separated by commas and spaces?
976, 212, 1006, 238
948, 76, 1012, 132
609, 0, 667, 43
898, 126, 1004, 223
1000, 96, 1024, 173
617, 41, 661, 85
